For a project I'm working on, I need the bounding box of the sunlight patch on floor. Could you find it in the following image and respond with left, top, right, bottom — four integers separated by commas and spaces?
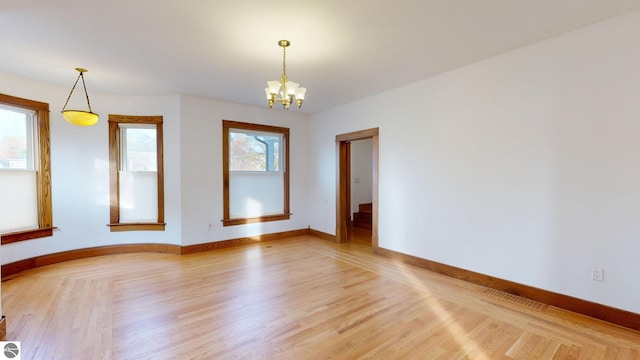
390, 259, 492, 359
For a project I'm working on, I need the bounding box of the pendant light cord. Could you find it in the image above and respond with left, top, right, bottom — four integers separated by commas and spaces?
62, 71, 93, 112
80, 72, 93, 112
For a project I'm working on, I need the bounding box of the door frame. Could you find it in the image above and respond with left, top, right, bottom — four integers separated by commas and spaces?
336, 128, 379, 249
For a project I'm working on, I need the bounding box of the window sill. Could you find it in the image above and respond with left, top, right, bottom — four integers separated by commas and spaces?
1, 227, 56, 245
222, 214, 291, 227
107, 223, 166, 232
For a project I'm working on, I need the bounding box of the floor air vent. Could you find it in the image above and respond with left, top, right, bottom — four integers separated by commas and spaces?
483, 288, 548, 311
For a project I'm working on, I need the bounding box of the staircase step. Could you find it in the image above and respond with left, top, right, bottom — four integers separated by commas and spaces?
353, 212, 372, 224
358, 203, 372, 213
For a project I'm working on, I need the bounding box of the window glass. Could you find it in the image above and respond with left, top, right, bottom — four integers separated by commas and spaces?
1, 105, 39, 232
0, 94, 52, 243
229, 130, 281, 172
108, 115, 165, 231
121, 126, 157, 171
222, 120, 290, 226
0, 105, 36, 170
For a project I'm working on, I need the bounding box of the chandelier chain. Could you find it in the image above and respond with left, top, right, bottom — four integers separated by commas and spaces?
62, 70, 93, 112
282, 46, 287, 79
62, 73, 81, 111
80, 72, 94, 112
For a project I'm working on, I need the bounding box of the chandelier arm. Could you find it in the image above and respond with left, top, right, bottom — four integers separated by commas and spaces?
62, 73, 82, 111
79, 72, 93, 113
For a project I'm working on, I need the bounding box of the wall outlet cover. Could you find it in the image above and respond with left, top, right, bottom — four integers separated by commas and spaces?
592, 267, 604, 281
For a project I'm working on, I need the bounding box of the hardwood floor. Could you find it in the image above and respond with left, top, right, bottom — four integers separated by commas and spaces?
2, 234, 639, 359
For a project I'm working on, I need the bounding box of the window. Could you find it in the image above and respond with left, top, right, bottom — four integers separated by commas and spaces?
0, 93, 53, 244
222, 120, 290, 226
108, 115, 165, 231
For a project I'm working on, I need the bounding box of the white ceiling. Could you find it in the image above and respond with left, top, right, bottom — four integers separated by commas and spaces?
2, 0, 640, 113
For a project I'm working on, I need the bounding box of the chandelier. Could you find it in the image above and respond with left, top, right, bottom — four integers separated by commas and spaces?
265, 40, 306, 110
61, 68, 99, 126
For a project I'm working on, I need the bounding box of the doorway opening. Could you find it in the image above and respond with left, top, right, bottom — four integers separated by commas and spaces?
336, 128, 379, 250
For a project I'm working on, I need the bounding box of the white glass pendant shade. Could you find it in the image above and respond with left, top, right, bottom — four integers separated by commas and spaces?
295, 87, 307, 100
267, 80, 281, 95
285, 81, 299, 97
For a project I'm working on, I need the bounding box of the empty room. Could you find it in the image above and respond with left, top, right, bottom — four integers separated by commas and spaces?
1, 1, 640, 359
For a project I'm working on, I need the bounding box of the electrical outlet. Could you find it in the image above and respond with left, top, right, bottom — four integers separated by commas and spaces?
592, 267, 604, 281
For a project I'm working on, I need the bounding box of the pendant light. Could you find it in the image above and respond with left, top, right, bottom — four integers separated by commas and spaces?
61, 67, 99, 126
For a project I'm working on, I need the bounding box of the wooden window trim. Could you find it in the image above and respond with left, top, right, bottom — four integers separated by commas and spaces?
222, 214, 292, 227
222, 120, 290, 226
108, 114, 165, 231
107, 223, 165, 232
0, 93, 53, 245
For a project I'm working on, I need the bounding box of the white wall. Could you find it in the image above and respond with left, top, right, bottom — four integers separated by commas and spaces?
178, 95, 310, 246
350, 138, 373, 218
0, 74, 310, 265
0, 72, 183, 264
308, 11, 640, 314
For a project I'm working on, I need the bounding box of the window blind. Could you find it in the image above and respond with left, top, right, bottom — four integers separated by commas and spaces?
0, 170, 38, 233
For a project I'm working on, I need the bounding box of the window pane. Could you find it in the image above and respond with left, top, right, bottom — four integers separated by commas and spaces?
0, 94, 52, 243
0, 106, 35, 170
119, 171, 158, 222
222, 120, 290, 225
118, 124, 158, 222
123, 126, 157, 171
0, 170, 38, 232
109, 115, 164, 230
229, 130, 281, 171
1, 105, 38, 234
229, 172, 284, 218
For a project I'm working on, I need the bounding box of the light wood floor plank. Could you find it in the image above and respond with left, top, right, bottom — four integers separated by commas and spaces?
2, 233, 639, 359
